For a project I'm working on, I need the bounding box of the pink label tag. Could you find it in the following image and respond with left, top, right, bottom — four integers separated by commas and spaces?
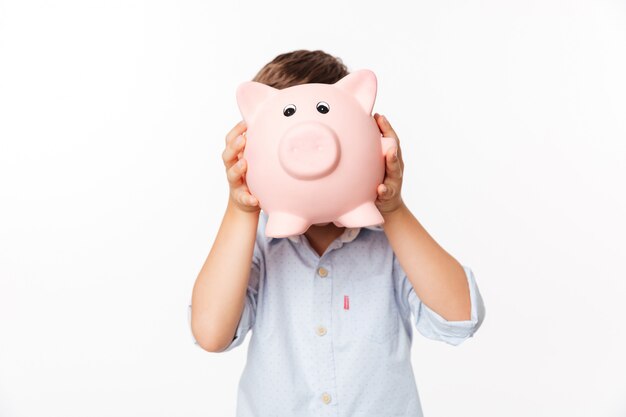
344, 295, 350, 310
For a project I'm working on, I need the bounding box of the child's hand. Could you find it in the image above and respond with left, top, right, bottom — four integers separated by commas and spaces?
222, 121, 260, 213
373, 114, 404, 215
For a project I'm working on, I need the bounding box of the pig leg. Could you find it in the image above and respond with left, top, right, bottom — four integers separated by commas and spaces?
335, 201, 384, 228
265, 212, 310, 238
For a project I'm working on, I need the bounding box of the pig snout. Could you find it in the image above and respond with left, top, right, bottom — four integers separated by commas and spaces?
278, 122, 340, 180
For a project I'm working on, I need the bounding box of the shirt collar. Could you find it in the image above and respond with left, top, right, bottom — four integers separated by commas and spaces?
260, 210, 384, 244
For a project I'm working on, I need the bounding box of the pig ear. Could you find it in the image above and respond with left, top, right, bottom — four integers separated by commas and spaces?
334, 69, 378, 114
236, 81, 278, 122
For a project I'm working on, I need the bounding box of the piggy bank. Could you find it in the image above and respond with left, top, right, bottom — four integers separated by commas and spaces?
236, 69, 396, 238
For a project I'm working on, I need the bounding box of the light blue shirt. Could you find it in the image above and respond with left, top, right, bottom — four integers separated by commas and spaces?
189, 210, 486, 417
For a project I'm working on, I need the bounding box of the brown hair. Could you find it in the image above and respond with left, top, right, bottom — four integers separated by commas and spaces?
252, 50, 349, 89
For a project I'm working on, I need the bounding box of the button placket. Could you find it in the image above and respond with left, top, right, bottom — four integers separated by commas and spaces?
314, 265, 330, 338
312, 261, 337, 413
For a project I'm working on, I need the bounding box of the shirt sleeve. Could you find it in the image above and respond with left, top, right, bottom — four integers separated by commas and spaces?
188, 238, 263, 352
393, 255, 486, 346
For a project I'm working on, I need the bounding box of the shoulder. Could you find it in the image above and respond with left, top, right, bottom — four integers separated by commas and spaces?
357, 224, 391, 249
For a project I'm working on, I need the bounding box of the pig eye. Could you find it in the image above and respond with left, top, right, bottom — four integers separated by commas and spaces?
316, 101, 330, 114
283, 104, 296, 117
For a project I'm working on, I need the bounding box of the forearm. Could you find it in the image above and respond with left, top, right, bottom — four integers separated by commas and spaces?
191, 199, 259, 351
382, 202, 471, 321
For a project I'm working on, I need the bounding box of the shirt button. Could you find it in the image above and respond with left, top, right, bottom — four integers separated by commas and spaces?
321, 392, 332, 404
317, 267, 328, 278
316, 326, 327, 336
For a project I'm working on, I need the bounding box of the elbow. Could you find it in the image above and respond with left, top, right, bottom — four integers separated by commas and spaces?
193, 330, 232, 353
190, 317, 233, 353
192, 331, 220, 353
197, 339, 229, 353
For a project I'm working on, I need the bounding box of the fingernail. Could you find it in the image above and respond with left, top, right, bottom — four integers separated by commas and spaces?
235, 135, 244, 145
380, 115, 387, 124
237, 159, 245, 168
394, 147, 398, 158
381, 185, 387, 193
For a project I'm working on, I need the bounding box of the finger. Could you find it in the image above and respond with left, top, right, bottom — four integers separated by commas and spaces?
222, 134, 246, 169
374, 114, 399, 143
377, 183, 389, 199
375, 113, 404, 163
248, 195, 258, 206
234, 189, 248, 207
225, 120, 247, 146
378, 182, 397, 200
234, 188, 258, 207
244, 192, 258, 206
384, 145, 403, 180
236, 179, 253, 197
226, 158, 247, 186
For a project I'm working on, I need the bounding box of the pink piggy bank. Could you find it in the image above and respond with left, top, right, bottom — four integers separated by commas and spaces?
236, 69, 396, 238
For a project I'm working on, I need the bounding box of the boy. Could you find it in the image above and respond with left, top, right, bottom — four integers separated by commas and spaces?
189, 50, 486, 417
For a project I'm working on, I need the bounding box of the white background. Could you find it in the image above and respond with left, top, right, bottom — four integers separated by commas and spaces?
1, 0, 625, 416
